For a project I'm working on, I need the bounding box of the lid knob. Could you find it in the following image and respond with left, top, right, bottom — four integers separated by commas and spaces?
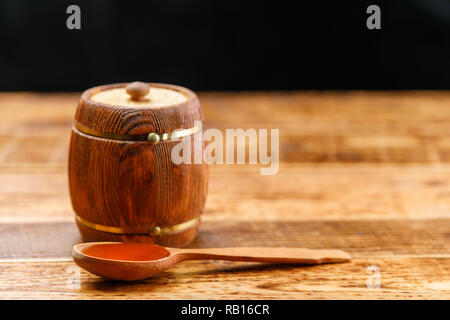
126, 81, 150, 101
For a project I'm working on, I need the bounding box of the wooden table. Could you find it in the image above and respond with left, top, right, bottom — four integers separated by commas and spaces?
0, 91, 449, 299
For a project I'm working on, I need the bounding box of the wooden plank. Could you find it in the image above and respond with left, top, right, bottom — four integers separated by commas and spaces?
1, 125, 446, 164
0, 222, 80, 259
2, 92, 450, 165
0, 173, 72, 223
200, 91, 450, 128
206, 164, 450, 221
2, 165, 450, 223
0, 219, 448, 259
0, 258, 449, 299
4, 91, 450, 127
192, 219, 450, 258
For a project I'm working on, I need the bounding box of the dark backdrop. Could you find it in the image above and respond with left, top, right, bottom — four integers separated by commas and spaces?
1, 0, 450, 91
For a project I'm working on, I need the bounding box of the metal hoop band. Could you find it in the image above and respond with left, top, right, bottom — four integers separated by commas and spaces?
75, 215, 200, 237
73, 121, 201, 144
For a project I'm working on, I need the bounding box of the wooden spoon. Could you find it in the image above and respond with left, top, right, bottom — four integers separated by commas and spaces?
72, 242, 351, 281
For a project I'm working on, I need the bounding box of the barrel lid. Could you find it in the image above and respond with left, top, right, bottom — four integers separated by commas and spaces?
74, 82, 202, 139
91, 82, 188, 107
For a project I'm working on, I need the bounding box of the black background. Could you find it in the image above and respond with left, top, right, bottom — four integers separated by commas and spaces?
0, 0, 449, 91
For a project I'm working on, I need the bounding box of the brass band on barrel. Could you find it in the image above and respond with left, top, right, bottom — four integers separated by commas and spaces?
74, 121, 201, 144
76, 215, 200, 237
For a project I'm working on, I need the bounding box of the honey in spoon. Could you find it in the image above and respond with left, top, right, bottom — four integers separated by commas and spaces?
82, 243, 170, 261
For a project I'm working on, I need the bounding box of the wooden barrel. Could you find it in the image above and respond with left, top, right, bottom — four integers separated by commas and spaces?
68, 82, 208, 247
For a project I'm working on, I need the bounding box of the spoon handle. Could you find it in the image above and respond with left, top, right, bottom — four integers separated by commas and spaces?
173, 247, 350, 264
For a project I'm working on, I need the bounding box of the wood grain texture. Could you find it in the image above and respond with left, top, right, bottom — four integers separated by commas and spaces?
3, 164, 450, 223
0, 91, 450, 299
3, 91, 450, 166
1, 220, 448, 260
1, 258, 449, 299
69, 83, 208, 246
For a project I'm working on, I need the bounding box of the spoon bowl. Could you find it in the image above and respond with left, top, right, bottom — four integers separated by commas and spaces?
73, 242, 351, 281
73, 242, 180, 281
